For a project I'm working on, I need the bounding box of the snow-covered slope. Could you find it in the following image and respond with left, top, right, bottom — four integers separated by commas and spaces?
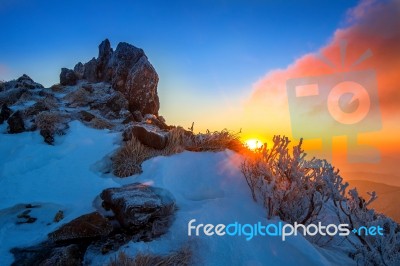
0, 121, 353, 265
0, 121, 121, 265
102, 150, 353, 266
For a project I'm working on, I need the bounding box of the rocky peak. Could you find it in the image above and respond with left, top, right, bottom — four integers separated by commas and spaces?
61, 39, 160, 116
3, 74, 44, 90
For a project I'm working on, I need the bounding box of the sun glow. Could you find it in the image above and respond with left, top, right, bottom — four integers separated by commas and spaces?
245, 138, 263, 150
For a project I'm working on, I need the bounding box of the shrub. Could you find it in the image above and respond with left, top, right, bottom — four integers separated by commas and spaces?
241, 135, 400, 265
109, 247, 191, 266
241, 135, 335, 224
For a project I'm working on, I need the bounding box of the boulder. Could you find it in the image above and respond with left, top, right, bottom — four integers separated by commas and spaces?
60, 68, 77, 86
126, 125, 168, 149
48, 212, 113, 242
7, 111, 25, 133
100, 183, 175, 240
0, 104, 12, 124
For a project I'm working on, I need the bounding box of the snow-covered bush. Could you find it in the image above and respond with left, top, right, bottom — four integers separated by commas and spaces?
241, 136, 334, 224
339, 188, 400, 265
241, 135, 400, 265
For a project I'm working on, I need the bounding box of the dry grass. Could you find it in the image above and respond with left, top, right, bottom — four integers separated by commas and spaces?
113, 136, 157, 177
63, 87, 92, 107
89, 117, 114, 130
186, 129, 243, 153
37, 95, 59, 110
35, 111, 68, 133
113, 126, 244, 178
162, 127, 187, 155
109, 247, 191, 266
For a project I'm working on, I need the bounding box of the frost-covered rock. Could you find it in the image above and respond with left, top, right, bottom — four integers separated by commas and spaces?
7, 111, 25, 133
124, 124, 169, 149
59, 68, 77, 86
48, 212, 113, 242
100, 183, 175, 240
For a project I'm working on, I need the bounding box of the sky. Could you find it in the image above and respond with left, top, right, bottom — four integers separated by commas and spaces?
0, 0, 358, 127
1, 0, 399, 185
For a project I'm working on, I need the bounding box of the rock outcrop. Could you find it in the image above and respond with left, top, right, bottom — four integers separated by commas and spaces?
60, 68, 77, 86
5, 74, 44, 90
61, 39, 160, 116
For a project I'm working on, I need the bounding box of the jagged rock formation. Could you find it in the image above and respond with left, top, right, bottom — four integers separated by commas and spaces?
62, 39, 160, 116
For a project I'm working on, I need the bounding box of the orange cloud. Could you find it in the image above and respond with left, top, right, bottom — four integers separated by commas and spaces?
244, 0, 400, 185
250, 0, 400, 113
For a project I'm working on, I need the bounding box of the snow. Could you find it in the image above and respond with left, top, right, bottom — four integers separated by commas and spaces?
0, 121, 121, 265
91, 151, 354, 265
0, 121, 353, 265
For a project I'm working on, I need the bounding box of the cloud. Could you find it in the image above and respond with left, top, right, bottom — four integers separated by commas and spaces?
246, 0, 400, 130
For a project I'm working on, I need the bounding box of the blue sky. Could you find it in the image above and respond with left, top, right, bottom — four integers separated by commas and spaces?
0, 0, 359, 127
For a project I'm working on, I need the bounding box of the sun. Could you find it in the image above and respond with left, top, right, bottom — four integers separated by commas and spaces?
245, 138, 263, 150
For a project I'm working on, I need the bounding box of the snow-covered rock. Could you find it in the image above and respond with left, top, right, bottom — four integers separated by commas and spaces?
101, 183, 175, 240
